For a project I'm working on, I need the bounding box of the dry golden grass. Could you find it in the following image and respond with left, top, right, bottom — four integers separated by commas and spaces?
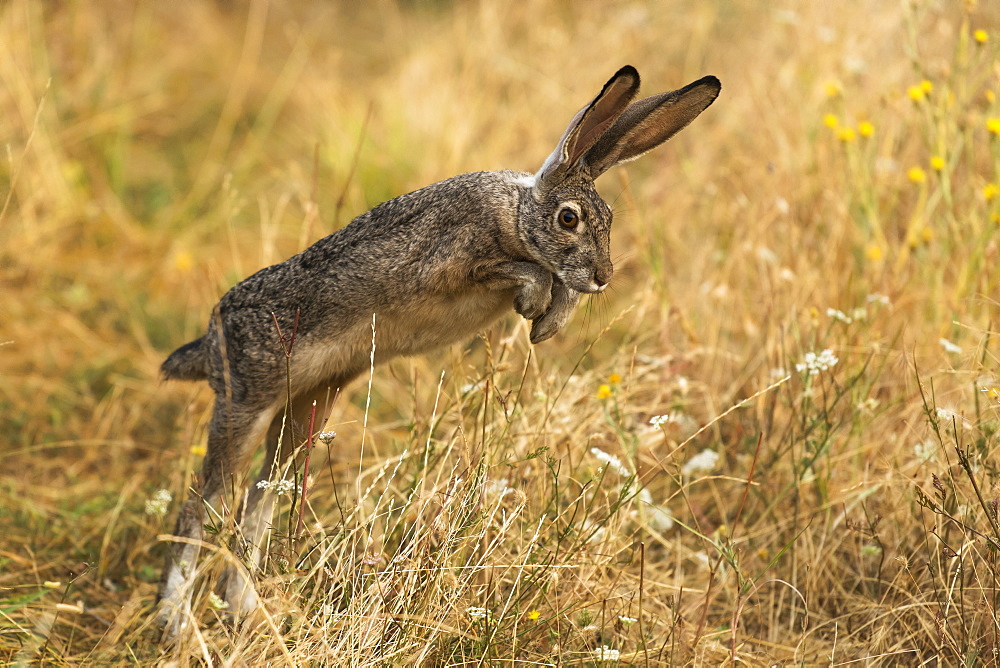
3, 0, 1000, 664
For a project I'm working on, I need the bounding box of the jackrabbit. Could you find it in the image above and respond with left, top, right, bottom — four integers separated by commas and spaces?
156, 65, 720, 638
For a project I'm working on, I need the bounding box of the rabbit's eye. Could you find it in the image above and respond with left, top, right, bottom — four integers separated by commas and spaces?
558, 208, 579, 229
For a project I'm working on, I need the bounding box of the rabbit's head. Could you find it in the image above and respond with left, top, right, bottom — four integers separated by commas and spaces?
517, 66, 720, 294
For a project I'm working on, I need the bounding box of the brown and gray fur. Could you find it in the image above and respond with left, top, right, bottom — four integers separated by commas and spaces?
156, 65, 720, 639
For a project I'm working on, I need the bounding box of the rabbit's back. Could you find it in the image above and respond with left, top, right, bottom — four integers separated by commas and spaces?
203, 171, 527, 394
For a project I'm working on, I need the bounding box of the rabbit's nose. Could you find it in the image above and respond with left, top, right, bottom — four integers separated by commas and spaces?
593, 266, 613, 291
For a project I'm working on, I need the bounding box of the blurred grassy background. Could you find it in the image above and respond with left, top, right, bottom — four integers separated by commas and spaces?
3, 0, 1000, 664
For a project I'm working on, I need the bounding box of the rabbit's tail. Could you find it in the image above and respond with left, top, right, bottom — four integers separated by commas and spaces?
161, 336, 209, 381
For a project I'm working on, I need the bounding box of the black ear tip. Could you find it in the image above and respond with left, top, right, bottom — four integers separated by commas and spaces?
617, 64, 640, 78
699, 75, 722, 93
614, 64, 641, 85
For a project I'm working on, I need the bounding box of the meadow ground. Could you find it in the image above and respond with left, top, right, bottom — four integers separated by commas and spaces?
3, 0, 1000, 665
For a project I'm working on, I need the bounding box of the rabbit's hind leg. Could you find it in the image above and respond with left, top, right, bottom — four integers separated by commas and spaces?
157, 397, 277, 641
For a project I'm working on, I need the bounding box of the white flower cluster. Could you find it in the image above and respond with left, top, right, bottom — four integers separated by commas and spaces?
256, 479, 297, 495
590, 447, 630, 476
796, 349, 839, 376
913, 439, 937, 462
681, 448, 719, 477
144, 489, 172, 517
939, 338, 962, 355
484, 478, 512, 500
934, 407, 971, 430
466, 606, 488, 620
649, 414, 672, 428
592, 645, 621, 661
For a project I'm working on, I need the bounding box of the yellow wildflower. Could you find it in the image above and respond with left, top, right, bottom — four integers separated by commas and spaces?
527, 610, 541, 620
865, 243, 884, 262
907, 85, 925, 103
930, 156, 945, 171
974, 29, 988, 44
987, 118, 1000, 135
920, 80, 933, 94
858, 121, 874, 137
608, 373, 622, 385
920, 226, 934, 244
987, 90, 996, 104
907, 167, 927, 184
837, 127, 857, 143
822, 113, 839, 129
823, 80, 842, 98
984, 183, 999, 201
173, 250, 194, 273
191, 444, 207, 456
597, 384, 613, 400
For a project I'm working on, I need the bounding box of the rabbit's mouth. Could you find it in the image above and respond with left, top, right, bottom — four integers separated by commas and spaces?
559, 272, 609, 294
589, 281, 609, 293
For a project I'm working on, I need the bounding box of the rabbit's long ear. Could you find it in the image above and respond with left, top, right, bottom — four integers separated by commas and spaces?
536, 66, 641, 187
582, 75, 721, 179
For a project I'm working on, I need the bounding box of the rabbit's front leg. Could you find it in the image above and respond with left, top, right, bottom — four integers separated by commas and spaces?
474, 261, 553, 320
530, 279, 581, 344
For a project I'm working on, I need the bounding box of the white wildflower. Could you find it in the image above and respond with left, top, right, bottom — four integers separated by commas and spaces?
466, 606, 488, 620
637, 487, 653, 505
795, 349, 839, 376
827, 307, 853, 324
850, 307, 867, 321
485, 478, 511, 500
757, 246, 778, 264
618, 615, 638, 625
644, 503, 675, 532
144, 489, 172, 517
866, 293, 891, 307
649, 414, 672, 428
939, 338, 962, 355
257, 479, 298, 495
856, 398, 879, 413
592, 645, 621, 661
317, 430, 337, 442
913, 439, 937, 462
591, 447, 630, 476
935, 407, 971, 429
681, 448, 719, 477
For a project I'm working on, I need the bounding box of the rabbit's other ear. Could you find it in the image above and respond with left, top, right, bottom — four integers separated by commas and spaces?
536, 65, 641, 187
582, 75, 721, 178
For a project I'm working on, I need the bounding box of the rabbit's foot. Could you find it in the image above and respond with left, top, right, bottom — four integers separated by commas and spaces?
514, 272, 553, 320
530, 281, 580, 343
474, 261, 554, 320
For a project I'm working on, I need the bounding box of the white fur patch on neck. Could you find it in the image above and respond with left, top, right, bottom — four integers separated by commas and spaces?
510, 172, 537, 188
